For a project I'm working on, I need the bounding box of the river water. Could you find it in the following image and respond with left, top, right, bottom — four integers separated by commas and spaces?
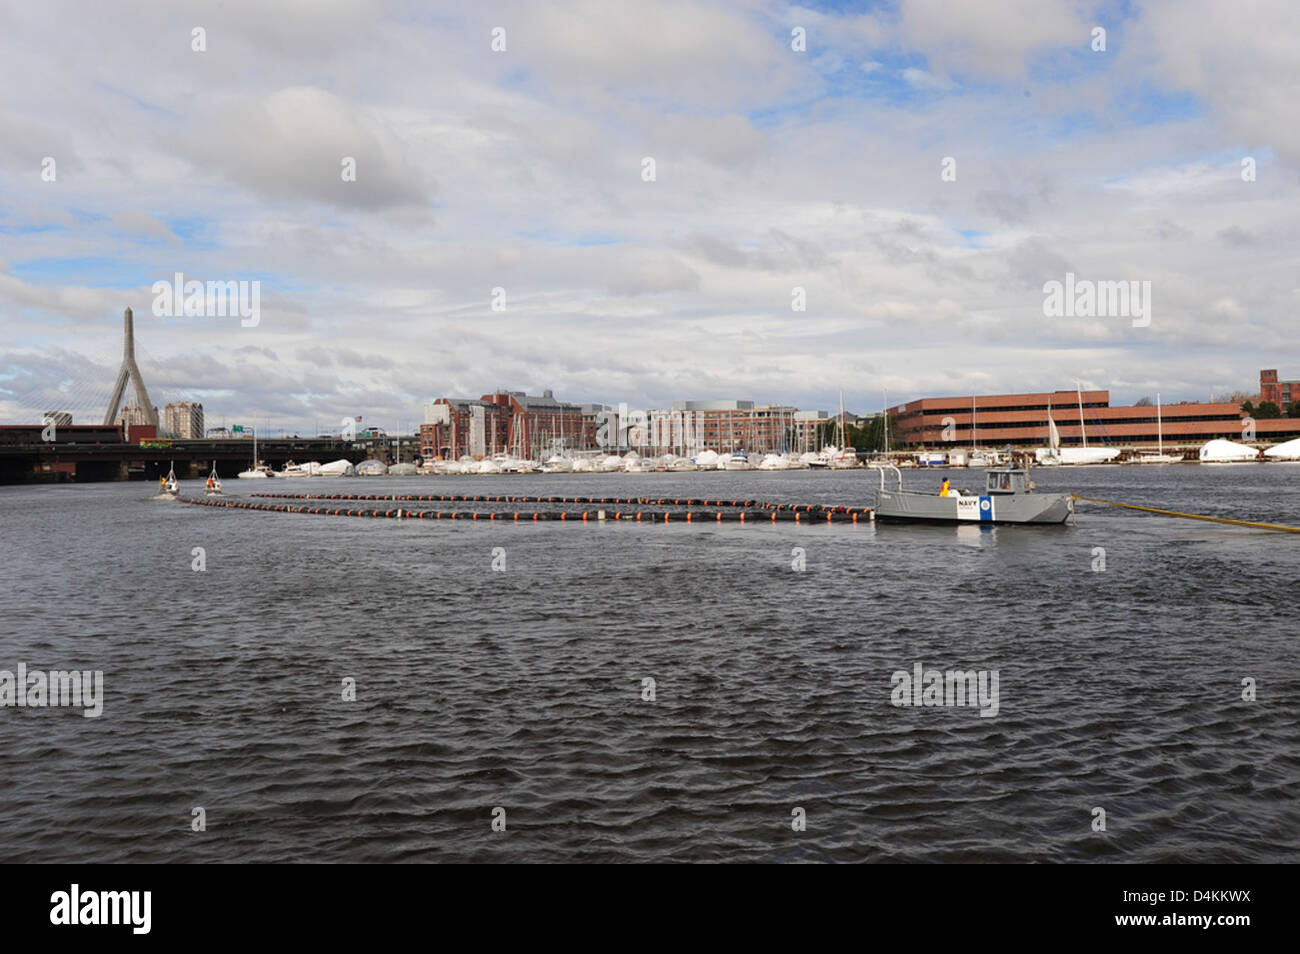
2, 464, 1297, 862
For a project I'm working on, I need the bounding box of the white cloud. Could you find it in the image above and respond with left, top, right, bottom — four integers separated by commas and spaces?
0, 0, 1297, 429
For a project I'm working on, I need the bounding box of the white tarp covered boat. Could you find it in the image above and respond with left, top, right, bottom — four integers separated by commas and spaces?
1263, 437, 1300, 461
1198, 439, 1258, 463
319, 459, 356, 476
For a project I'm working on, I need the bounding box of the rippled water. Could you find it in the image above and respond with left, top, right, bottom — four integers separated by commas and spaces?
2, 464, 1298, 862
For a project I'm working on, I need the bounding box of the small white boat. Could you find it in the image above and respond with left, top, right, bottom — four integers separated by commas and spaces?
319, 459, 357, 476
204, 462, 223, 495
278, 460, 325, 478
356, 460, 388, 476
1059, 446, 1121, 464
541, 455, 573, 473
160, 462, 179, 496
388, 462, 418, 476
723, 452, 752, 471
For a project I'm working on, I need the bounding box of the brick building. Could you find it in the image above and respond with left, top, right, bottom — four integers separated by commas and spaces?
889, 389, 1300, 447
1260, 369, 1299, 410
419, 389, 593, 459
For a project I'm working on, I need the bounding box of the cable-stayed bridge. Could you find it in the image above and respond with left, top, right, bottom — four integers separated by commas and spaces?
0, 308, 361, 484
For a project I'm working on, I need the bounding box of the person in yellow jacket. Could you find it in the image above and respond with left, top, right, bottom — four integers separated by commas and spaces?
940, 478, 951, 497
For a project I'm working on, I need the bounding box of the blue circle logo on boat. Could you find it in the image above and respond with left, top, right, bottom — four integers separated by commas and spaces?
980, 499, 991, 511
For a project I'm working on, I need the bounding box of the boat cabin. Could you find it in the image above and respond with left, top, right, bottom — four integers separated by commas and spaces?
986, 468, 1031, 495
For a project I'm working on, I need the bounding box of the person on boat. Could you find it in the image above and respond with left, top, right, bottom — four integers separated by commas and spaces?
940, 478, 951, 497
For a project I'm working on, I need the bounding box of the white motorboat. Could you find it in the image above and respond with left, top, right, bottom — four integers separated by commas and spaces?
319, 459, 357, 476
278, 460, 325, 477
723, 452, 752, 471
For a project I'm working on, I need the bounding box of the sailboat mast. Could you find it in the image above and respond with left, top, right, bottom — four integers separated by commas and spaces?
1157, 392, 1163, 456
882, 388, 888, 454
838, 390, 846, 451
972, 394, 977, 451
1076, 381, 1087, 448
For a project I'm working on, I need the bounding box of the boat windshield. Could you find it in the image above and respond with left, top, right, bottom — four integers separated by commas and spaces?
987, 470, 1027, 494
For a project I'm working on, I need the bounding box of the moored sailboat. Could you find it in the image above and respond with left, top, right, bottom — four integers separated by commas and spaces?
1135, 394, 1184, 463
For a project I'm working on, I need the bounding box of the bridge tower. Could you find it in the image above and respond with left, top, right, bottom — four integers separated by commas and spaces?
103, 307, 159, 427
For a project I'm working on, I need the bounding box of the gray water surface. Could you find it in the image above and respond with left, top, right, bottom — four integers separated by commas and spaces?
2, 465, 1297, 862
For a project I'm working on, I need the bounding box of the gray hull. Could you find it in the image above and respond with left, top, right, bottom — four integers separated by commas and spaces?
874, 489, 1073, 525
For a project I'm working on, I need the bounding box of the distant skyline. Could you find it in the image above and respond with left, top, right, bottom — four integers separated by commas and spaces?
2, 0, 1297, 433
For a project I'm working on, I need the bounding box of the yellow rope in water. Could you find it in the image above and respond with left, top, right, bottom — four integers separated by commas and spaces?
1070, 494, 1300, 534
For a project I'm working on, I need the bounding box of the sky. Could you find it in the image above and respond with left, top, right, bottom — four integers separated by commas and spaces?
1, 0, 1297, 434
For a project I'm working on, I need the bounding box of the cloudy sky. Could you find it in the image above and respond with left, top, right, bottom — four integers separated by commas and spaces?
1, 0, 1296, 433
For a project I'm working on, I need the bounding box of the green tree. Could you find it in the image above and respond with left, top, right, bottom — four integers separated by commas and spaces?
1256, 401, 1282, 419
1241, 400, 1255, 416
1289, 401, 1300, 419
857, 415, 899, 452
